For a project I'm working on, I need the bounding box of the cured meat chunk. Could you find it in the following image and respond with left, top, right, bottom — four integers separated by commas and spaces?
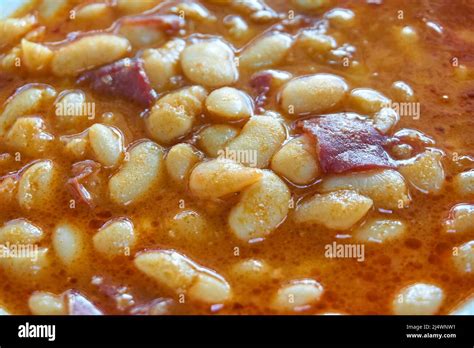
298, 113, 395, 174
77, 58, 156, 107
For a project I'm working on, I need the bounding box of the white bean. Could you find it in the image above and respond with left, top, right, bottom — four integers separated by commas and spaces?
181, 39, 238, 87
229, 170, 290, 242
53, 223, 85, 268
392, 283, 444, 315
373, 107, 399, 134
18, 160, 56, 210
0, 85, 56, 135
354, 218, 406, 243
0, 247, 50, 281
143, 38, 186, 92
272, 279, 324, 311
453, 240, 474, 274
29, 291, 67, 315
134, 249, 232, 303
0, 219, 43, 244
6, 117, 53, 156
320, 169, 411, 210
0, 15, 36, 47
399, 150, 445, 194
109, 141, 164, 205
146, 86, 207, 144
450, 296, 474, 315
279, 74, 348, 116
239, 32, 293, 70
225, 115, 286, 168
271, 135, 320, 185
93, 218, 135, 258
167, 210, 208, 240
294, 190, 372, 230
197, 125, 239, 157
51, 35, 131, 76
292, 0, 332, 11
205, 87, 253, 121
165, 143, 201, 184
232, 258, 273, 282
453, 170, 474, 197
189, 158, 262, 200
88, 124, 124, 167
445, 204, 474, 234
21, 39, 53, 72
349, 88, 390, 114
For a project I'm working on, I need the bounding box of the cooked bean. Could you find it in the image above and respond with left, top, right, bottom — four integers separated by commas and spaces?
445, 204, 474, 234
18, 160, 56, 210
373, 107, 399, 134
320, 169, 411, 210
109, 141, 164, 205
295, 30, 337, 56
143, 38, 186, 92
453, 240, 474, 274
229, 170, 290, 242
167, 210, 208, 240
349, 88, 390, 114
205, 87, 253, 121
93, 218, 135, 258
188, 272, 232, 303
88, 124, 124, 167
181, 39, 238, 87
52, 223, 85, 267
392, 283, 444, 315
272, 279, 324, 311
279, 74, 348, 116
51, 35, 131, 76
450, 296, 474, 315
391, 81, 415, 102
399, 150, 445, 194
0, 219, 43, 244
29, 291, 67, 315
54, 90, 88, 123
325, 8, 356, 28
232, 259, 273, 282
223, 15, 250, 40
292, 0, 332, 11
135, 250, 198, 292
6, 116, 53, 156
75, 3, 114, 22
354, 218, 406, 243
197, 125, 239, 158
226, 116, 286, 168
0, 85, 56, 135
453, 170, 474, 196
271, 135, 320, 185
0, 247, 50, 281
116, 0, 160, 14
21, 39, 53, 72
239, 32, 293, 70
146, 86, 207, 144
0, 15, 36, 48
135, 249, 232, 303
171, 2, 215, 23
166, 143, 201, 184
294, 190, 372, 230
189, 158, 262, 199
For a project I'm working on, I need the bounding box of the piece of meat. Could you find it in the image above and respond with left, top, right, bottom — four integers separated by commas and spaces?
67, 160, 101, 209
77, 58, 156, 107
298, 113, 395, 174
249, 71, 273, 111
64, 289, 103, 315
